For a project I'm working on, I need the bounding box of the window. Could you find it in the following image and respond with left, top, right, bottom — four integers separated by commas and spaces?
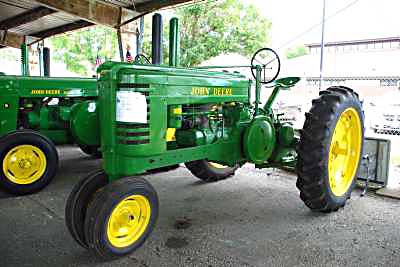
380, 79, 398, 87
383, 42, 391, 49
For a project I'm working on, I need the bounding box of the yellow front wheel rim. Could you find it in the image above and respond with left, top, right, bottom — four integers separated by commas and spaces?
107, 195, 151, 248
328, 108, 362, 196
2, 145, 47, 185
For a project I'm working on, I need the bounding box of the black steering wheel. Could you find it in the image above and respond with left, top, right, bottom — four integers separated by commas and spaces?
251, 48, 281, 84
134, 54, 151, 65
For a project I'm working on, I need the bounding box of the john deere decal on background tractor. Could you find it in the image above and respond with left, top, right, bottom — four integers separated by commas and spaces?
64, 18, 364, 260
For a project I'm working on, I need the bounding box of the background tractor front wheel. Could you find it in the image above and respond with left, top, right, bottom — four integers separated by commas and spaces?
185, 160, 239, 182
297, 86, 364, 212
84, 177, 159, 260
65, 170, 108, 248
0, 130, 58, 195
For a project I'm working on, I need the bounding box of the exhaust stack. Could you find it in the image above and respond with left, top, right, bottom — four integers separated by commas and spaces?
152, 13, 163, 65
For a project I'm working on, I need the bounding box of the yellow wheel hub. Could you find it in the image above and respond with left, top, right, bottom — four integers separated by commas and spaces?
107, 195, 151, 248
328, 108, 362, 196
208, 162, 228, 169
2, 145, 47, 185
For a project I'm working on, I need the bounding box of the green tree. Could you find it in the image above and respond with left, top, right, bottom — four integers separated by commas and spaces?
286, 45, 308, 59
141, 0, 271, 67
49, 0, 271, 74
50, 26, 118, 76
0, 47, 19, 61
176, 0, 271, 67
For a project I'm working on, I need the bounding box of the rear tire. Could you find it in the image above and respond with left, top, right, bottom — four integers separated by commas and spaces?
296, 86, 364, 212
84, 177, 159, 260
185, 160, 239, 182
65, 170, 108, 248
0, 130, 58, 195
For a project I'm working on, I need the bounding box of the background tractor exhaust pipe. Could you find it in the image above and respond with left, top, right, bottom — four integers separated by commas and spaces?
43, 47, 50, 77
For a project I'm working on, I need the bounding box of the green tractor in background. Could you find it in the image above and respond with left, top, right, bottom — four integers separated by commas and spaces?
64, 17, 365, 260
0, 65, 100, 195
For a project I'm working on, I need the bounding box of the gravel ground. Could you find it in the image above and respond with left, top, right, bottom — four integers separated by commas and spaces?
0, 145, 399, 267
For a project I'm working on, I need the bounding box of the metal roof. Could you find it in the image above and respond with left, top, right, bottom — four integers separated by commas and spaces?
305, 37, 400, 48
0, 0, 193, 48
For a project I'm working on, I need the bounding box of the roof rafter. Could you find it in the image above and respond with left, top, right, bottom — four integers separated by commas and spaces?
120, 0, 193, 27
0, 6, 56, 30
32, 20, 94, 39
134, 0, 192, 13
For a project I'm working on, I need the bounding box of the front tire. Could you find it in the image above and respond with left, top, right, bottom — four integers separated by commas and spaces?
297, 86, 364, 212
185, 160, 239, 182
84, 177, 159, 260
65, 170, 109, 248
0, 130, 58, 195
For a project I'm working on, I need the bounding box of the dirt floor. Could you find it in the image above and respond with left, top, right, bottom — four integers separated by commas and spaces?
0, 145, 399, 267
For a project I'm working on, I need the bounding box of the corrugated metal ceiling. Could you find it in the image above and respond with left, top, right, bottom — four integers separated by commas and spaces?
11, 12, 79, 36
0, 0, 193, 47
0, 0, 40, 21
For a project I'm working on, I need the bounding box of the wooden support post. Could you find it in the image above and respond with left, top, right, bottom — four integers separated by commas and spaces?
0, 30, 24, 48
117, 8, 124, 62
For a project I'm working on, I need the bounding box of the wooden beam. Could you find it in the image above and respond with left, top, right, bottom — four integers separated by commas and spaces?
0, 30, 24, 48
134, 0, 192, 13
31, 20, 93, 39
120, 0, 192, 27
0, 7, 56, 30
34, 0, 134, 28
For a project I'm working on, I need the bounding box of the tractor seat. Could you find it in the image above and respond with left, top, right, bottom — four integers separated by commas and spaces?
274, 77, 300, 89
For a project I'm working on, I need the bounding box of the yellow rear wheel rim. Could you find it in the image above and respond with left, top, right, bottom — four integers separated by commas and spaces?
107, 194, 151, 248
208, 162, 228, 169
2, 145, 47, 185
328, 108, 362, 196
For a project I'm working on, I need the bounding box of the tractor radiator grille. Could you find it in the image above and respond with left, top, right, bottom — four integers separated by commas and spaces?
116, 123, 150, 145
116, 84, 151, 145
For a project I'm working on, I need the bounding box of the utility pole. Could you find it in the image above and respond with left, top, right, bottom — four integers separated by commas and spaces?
319, 0, 327, 90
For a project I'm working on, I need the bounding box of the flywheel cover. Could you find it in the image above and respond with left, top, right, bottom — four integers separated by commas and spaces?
243, 116, 276, 164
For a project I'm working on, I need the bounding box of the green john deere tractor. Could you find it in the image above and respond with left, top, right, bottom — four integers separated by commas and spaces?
0, 60, 100, 195
64, 18, 365, 260
0, 14, 176, 195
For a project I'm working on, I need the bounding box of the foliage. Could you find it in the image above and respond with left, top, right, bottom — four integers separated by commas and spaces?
286, 45, 308, 59
176, 0, 271, 67
0, 47, 19, 61
50, 26, 118, 76
49, 0, 271, 74
141, 0, 272, 67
